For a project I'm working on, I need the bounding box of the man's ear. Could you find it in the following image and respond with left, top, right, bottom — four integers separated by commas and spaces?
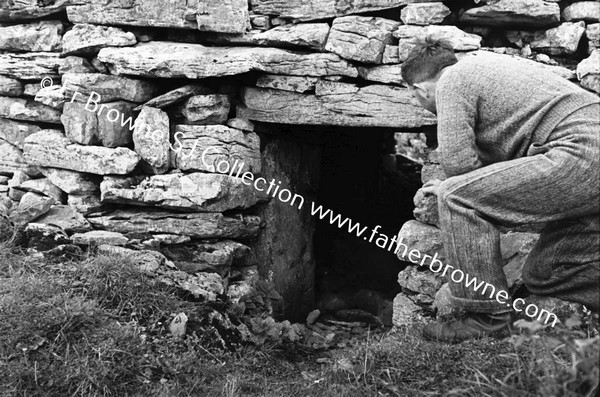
412, 83, 429, 99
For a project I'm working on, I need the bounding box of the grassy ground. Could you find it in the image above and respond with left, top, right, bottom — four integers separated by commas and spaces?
0, 242, 598, 397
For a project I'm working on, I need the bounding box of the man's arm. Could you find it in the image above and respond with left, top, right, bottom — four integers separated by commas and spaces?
435, 76, 484, 177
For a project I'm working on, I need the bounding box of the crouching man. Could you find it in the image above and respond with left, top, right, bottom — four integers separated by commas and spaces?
401, 39, 600, 343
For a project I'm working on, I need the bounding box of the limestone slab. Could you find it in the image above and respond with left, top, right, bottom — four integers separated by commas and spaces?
0, 52, 62, 80
0, 76, 23, 97
587, 23, 600, 51
0, 21, 63, 52
507, 22, 586, 56
133, 107, 171, 174
397, 266, 444, 297
133, 85, 211, 111
196, 0, 249, 33
68, 193, 102, 214
23, 130, 140, 175
58, 56, 95, 75
72, 230, 128, 246
61, 23, 137, 55
87, 210, 262, 239
460, 0, 560, 28
34, 205, 91, 233
325, 16, 399, 64
203, 23, 329, 51
250, 0, 406, 21
9, 192, 54, 226
19, 178, 65, 202
163, 240, 252, 275
238, 85, 436, 128
400, 2, 451, 25
0, 119, 41, 149
173, 125, 262, 174
175, 95, 231, 125
0, 0, 78, 21
101, 172, 268, 212
256, 75, 319, 93
0, 96, 61, 124
563, 2, 600, 22
394, 25, 482, 60
0, 141, 39, 176
39, 167, 100, 194
97, 42, 358, 79
61, 101, 137, 147
62, 73, 158, 103
357, 64, 404, 85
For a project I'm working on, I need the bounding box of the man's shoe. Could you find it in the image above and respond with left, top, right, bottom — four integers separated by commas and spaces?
423, 312, 512, 343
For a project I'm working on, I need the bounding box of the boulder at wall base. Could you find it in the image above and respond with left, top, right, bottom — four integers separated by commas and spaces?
23, 130, 140, 175
392, 293, 425, 327
100, 172, 269, 212
33, 205, 91, 233
8, 192, 54, 225
86, 209, 262, 239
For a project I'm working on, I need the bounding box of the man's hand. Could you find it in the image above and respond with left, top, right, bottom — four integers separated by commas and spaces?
421, 179, 443, 196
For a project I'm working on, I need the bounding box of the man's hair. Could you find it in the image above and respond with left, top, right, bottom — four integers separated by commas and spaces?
401, 37, 458, 85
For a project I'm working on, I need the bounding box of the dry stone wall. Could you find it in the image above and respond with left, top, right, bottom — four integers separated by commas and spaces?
1, 0, 599, 322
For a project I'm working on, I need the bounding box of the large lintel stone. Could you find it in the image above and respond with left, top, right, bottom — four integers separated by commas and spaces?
460, 0, 560, 28
250, 0, 406, 21
97, 42, 358, 79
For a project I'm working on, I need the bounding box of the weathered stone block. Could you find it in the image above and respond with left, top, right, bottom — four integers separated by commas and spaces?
401, 2, 451, 25
163, 240, 252, 275
19, 178, 65, 203
382, 45, 400, 64
0, 76, 23, 97
0, 52, 62, 80
563, 2, 600, 22
9, 192, 54, 225
23, 130, 140, 175
87, 210, 262, 239
398, 266, 445, 297
62, 73, 158, 103
507, 22, 586, 56
196, 0, 249, 33
67, 193, 102, 214
175, 95, 231, 125
100, 172, 268, 212
0, 141, 39, 176
0, 119, 41, 149
134, 85, 210, 111
357, 64, 404, 85
97, 42, 358, 79
133, 107, 170, 174
256, 75, 319, 93
392, 293, 424, 326
173, 125, 262, 174
238, 85, 436, 128
325, 16, 399, 64
62, 23, 137, 55
0, 96, 61, 124
72, 230, 128, 246
0, 0, 78, 21
577, 50, 600, 94
460, 0, 560, 28
0, 21, 63, 52
251, 0, 406, 21
39, 167, 100, 194
59, 57, 95, 75
34, 205, 91, 233
396, 220, 445, 264
394, 25, 482, 62
586, 23, 600, 51
61, 101, 137, 147
413, 188, 439, 226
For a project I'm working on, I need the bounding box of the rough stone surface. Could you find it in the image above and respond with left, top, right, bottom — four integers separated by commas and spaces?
39, 168, 99, 194
460, 0, 561, 28
62, 23, 137, 55
325, 16, 399, 63
23, 130, 140, 175
563, 2, 600, 22
226, 118, 255, 132
413, 188, 439, 226
0, 96, 61, 124
9, 192, 54, 225
357, 64, 404, 85
0, 76, 24, 97
578, 50, 600, 94
432, 283, 454, 317
507, 22, 586, 56
61, 101, 137, 147
0, 0, 77, 21
0, 119, 41, 149
7, 171, 30, 202
0, 52, 62, 80
0, 141, 39, 176
239, 84, 436, 128
72, 230, 128, 246
19, 178, 65, 202
173, 125, 262, 174
59, 56, 95, 74
134, 85, 210, 111
398, 266, 445, 297
401, 2, 451, 25
0, 21, 63, 52
392, 293, 424, 326
586, 23, 600, 51
196, 0, 249, 33
396, 220, 445, 264
34, 205, 91, 233
87, 210, 262, 239
34, 86, 70, 110
382, 45, 400, 64
67, 193, 102, 214
97, 42, 358, 79
61, 73, 158, 103
100, 173, 269, 212
203, 23, 330, 51
256, 75, 319, 93
163, 240, 251, 276
251, 0, 406, 21
133, 107, 171, 174
175, 95, 231, 125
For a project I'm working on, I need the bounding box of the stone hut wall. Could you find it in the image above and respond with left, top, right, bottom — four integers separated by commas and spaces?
0, 0, 598, 322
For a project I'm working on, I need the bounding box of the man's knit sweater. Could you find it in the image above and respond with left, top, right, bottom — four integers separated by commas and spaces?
435, 52, 599, 177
